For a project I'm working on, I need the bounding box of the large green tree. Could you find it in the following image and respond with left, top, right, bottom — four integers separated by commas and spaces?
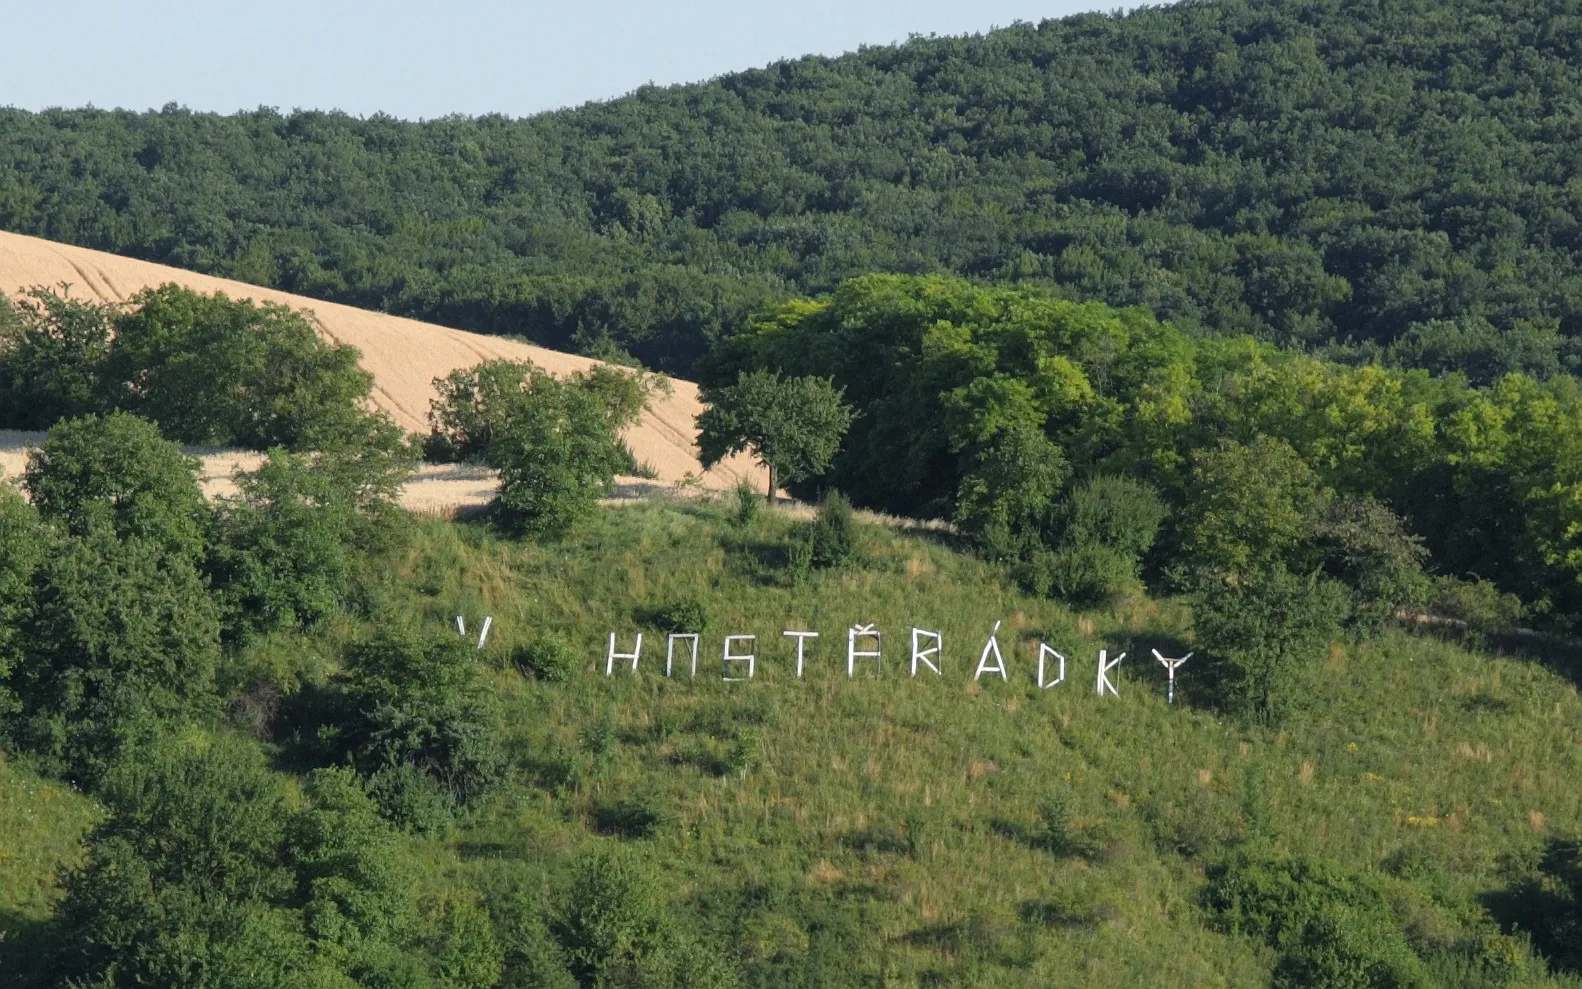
696, 370, 854, 501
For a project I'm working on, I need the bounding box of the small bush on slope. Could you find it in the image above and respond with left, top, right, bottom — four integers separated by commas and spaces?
332, 626, 505, 814
51, 739, 437, 989
428, 359, 652, 535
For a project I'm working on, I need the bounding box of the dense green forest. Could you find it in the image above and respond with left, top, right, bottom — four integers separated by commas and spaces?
6, 0, 1582, 375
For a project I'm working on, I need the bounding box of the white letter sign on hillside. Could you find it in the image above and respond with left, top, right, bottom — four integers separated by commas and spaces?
667, 633, 700, 677
1095, 649, 1124, 697
595, 623, 1196, 702
910, 628, 943, 676
723, 634, 756, 681
848, 624, 881, 677
455, 615, 492, 649
607, 633, 643, 676
783, 630, 818, 677
974, 622, 1009, 682
1152, 649, 1193, 704
1037, 644, 1065, 689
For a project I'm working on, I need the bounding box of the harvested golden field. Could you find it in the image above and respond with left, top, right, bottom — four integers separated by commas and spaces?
0, 229, 761, 492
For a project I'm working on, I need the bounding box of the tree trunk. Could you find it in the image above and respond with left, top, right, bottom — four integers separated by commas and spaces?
766, 464, 775, 504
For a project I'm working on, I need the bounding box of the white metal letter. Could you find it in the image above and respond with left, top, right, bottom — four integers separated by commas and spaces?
974, 621, 1008, 682
1096, 649, 1124, 697
1152, 649, 1193, 704
667, 634, 700, 677
477, 616, 492, 650
783, 630, 819, 677
723, 635, 757, 681
847, 624, 881, 677
606, 632, 643, 676
910, 628, 943, 676
455, 615, 466, 637
1037, 644, 1065, 689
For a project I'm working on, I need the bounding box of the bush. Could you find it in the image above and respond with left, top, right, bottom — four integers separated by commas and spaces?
367, 763, 457, 835
640, 597, 709, 635
1426, 575, 1526, 637
427, 359, 539, 463
1310, 494, 1431, 633
514, 636, 580, 683
207, 443, 414, 642
1052, 474, 1167, 564
732, 479, 761, 526
52, 742, 427, 987
0, 286, 114, 429
805, 490, 858, 570
1192, 566, 1351, 725
553, 850, 737, 989
431, 360, 650, 535
336, 627, 506, 809
1205, 854, 1435, 989
24, 412, 209, 561
7, 528, 222, 782
953, 425, 1068, 558
0, 484, 43, 707
105, 285, 382, 450
1042, 543, 1144, 604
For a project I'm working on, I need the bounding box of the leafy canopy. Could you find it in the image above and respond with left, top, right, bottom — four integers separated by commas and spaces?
696, 370, 854, 500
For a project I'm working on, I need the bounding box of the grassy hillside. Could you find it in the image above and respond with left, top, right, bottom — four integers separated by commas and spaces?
5, 0, 1582, 375
8, 499, 1579, 987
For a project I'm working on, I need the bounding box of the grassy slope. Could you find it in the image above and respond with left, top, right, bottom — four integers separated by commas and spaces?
0, 759, 98, 986
6, 499, 1582, 986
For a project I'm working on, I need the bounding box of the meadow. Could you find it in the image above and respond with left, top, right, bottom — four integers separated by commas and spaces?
5, 497, 1572, 986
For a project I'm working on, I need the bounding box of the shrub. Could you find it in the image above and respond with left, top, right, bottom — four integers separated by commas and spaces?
52, 742, 426, 987
431, 360, 651, 535
1205, 854, 1435, 989
336, 627, 506, 809
105, 285, 382, 450
641, 597, 709, 635
50, 736, 303, 987
1192, 566, 1351, 725
1043, 543, 1143, 604
1052, 474, 1167, 564
7, 529, 222, 782
0, 484, 43, 706
0, 286, 114, 429
207, 444, 414, 642
1309, 494, 1431, 633
553, 850, 736, 989
24, 412, 209, 561
804, 490, 859, 570
428, 359, 540, 463
953, 425, 1068, 558
1426, 575, 1526, 637
514, 636, 580, 683
367, 763, 456, 835
732, 479, 760, 526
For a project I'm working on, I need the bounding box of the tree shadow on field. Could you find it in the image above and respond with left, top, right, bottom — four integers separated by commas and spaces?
0, 909, 56, 989
1482, 838, 1582, 974
1484, 630, 1582, 694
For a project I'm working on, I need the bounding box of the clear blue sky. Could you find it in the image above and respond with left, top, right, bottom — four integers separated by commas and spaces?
2, 0, 1137, 120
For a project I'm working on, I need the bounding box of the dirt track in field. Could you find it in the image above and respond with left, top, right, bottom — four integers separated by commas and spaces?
0, 229, 762, 494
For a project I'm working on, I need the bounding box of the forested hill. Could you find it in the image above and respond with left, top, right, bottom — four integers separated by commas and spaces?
5, 0, 1582, 376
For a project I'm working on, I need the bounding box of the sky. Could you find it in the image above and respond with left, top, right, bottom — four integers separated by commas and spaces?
2, 0, 1138, 120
